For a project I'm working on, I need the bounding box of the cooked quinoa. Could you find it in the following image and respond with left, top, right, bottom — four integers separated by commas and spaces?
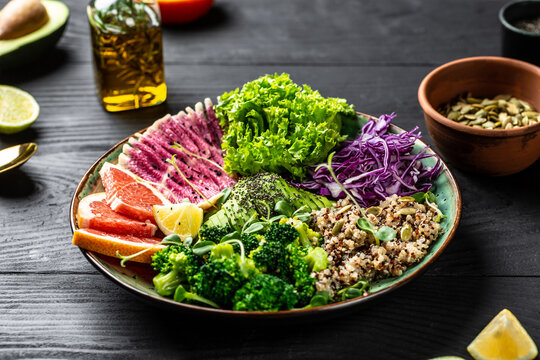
311, 194, 443, 298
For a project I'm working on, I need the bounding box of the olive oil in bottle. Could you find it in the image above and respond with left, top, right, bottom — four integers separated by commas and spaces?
87, 0, 166, 112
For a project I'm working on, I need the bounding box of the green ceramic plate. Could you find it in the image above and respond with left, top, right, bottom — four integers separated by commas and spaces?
70, 113, 461, 319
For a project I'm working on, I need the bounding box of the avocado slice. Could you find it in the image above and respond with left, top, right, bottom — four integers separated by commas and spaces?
204, 173, 334, 230
0, 0, 69, 69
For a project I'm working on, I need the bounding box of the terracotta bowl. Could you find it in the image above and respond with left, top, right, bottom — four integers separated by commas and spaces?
418, 56, 540, 176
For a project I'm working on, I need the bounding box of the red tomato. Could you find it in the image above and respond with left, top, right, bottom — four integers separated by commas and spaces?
157, 0, 214, 24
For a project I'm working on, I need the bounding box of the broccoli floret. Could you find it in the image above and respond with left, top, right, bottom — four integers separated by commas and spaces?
199, 225, 231, 243
210, 242, 235, 260
241, 233, 261, 253
151, 245, 204, 296
286, 245, 316, 306
279, 218, 321, 247
151, 245, 182, 273
250, 241, 289, 275
265, 223, 298, 245
233, 274, 298, 311
153, 270, 183, 296
193, 258, 252, 307
250, 240, 316, 307
304, 247, 328, 272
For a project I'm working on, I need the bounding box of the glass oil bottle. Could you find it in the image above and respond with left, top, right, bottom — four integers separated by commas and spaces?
88, 0, 166, 112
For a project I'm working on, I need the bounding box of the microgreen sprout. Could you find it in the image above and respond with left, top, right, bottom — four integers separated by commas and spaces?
258, 200, 272, 221
192, 241, 216, 256
241, 212, 259, 234
356, 218, 396, 246
411, 191, 445, 222
116, 248, 153, 267
173, 285, 220, 308
167, 154, 217, 209
425, 199, 446, 222
301, 291, 332, 309
222, 239, 245, 261
159, 234, 183, 246
274, 200, 294, 217
337, 279, 369, 301
172, 142, 225, 173
316, 152, 366, 217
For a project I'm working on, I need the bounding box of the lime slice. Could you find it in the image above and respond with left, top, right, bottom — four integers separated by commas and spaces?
153, 203, 203, 239
468, 309, 538, 360
0, 85, 39, 134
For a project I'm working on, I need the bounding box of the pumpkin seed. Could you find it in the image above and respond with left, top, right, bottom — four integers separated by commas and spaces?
398, 196, 415, 203
469, 118, 486, 125
519, 100, 533, 111
438, 93, 537, 130
523, 111, 538, 118
398, 208, 416, 216
483, 121, 495, 129
447, 111, 460, 120
336, 204, 352, 215
366, 206, 382, 216
400, 224, 413, 241
507, 103, 519, 115
332, 219, 344, 235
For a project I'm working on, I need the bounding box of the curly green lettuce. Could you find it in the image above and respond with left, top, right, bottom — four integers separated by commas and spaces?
216, 73, 355, 180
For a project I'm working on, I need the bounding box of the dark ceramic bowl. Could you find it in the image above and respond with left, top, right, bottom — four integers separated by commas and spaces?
70, 114, 461, 320
500, 1, 540, 66
418, 56, 540, 176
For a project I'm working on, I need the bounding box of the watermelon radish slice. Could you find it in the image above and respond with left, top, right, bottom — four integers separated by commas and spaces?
100, 162, 170, 222
78, 193, 157, 237
72, 228, 164, 264
117, 99, 236, 204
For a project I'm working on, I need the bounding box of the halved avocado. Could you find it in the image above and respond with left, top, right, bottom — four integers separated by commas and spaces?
0, 0, 69, 69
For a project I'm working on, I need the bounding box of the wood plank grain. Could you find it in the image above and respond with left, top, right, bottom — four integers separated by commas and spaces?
0, 273, 538, 359
0, 0, 507, 67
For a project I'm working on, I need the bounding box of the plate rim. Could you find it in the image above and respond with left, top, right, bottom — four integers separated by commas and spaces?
69, 112, 462, 318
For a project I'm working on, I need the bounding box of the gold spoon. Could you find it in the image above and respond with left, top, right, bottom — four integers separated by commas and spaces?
0, 142, 37, 174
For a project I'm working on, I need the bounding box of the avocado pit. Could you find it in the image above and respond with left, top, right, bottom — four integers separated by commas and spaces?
0, 0, 49, 40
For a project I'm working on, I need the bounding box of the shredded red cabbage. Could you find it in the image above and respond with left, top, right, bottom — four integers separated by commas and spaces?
299, 114, 442, 207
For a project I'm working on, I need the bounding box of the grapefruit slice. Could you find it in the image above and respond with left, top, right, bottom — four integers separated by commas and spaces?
100, 162, 136, 203
72, 228, 165, 264
78, 192, 157, 237
100, 162, 170, 222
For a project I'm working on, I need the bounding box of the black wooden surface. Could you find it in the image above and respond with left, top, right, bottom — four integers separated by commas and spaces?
1, 0, 539, 359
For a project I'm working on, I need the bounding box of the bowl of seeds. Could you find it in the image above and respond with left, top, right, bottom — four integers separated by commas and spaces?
418, 56, 540, 176
499, 0, 540, 66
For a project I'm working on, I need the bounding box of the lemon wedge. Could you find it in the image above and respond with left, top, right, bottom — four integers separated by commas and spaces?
0, 85, 39, 134
468, 309, 538, 360
153, 203, 203, 239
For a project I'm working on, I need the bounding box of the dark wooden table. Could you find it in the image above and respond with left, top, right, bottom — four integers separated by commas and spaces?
1, 0, 539, 358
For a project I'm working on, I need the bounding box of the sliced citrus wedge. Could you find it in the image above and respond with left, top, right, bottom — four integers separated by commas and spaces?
468, 309, 538, 360
153, 202, 203, 238
72, 228, 164, 263
0, 85, 39, 134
